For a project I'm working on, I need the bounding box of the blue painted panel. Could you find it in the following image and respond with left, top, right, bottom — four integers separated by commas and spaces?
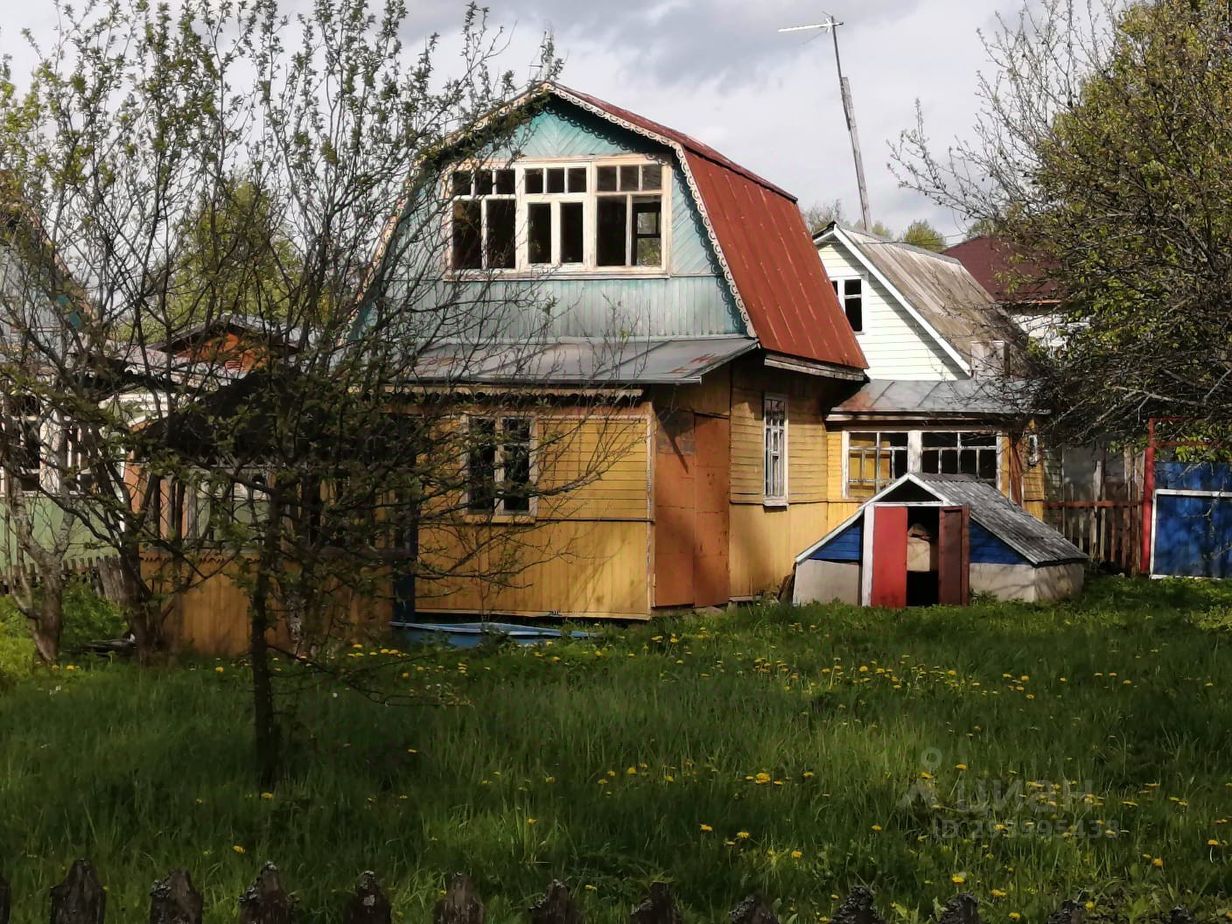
1156, 461, 1232, 493
970, 521, 1027, 566
1153, 494, 1232, 578
811, 520, 863, 563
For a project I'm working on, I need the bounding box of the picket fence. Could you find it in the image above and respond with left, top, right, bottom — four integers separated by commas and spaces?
0, 860, 1205, 924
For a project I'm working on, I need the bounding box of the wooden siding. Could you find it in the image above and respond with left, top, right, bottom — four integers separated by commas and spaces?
818, 242, 964, 380
729, 502, 832, 599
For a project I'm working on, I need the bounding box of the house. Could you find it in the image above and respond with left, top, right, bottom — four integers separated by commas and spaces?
943, 235, 1064, 348
793, 472, 1087, 607
812, 223, 1047, 530
367, 83, 870, 621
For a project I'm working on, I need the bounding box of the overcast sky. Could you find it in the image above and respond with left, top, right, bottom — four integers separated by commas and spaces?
2, 0, 1025, 243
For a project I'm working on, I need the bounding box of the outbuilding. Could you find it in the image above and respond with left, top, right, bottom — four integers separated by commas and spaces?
794, 473, 1087, 607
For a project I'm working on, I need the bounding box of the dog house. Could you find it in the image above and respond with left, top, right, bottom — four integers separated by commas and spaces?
794, 473, 1087, 607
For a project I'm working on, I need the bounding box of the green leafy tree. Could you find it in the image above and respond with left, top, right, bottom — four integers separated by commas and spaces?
896, 0, 1232, 444
901, 219, 947, 252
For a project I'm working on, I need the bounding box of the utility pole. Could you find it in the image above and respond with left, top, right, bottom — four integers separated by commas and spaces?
780, 15, 873, 231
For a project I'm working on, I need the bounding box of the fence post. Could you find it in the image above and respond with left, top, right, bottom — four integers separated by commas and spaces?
832, 888, 885, 924
730, 895, 779, 924
343, 872, 390, 924
433, 874, 484, 924
50, 860, 106, 924
529, 882, 583, 924
149, 870, 203, 924
629, 884, 681, 924
1, 870, 9, 924
238, 864, 293, 924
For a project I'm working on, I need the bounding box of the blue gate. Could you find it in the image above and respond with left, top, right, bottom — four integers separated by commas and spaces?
1151, 462, 1232, 578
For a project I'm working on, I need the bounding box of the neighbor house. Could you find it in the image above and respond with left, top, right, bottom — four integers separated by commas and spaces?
812, 223, 1046, 528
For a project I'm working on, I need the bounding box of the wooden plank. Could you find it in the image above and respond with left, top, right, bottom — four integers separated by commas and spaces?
937, 506, 970, 607
653, 409, 695, 607
869, 506, 908, 609
692, 414, 730, 606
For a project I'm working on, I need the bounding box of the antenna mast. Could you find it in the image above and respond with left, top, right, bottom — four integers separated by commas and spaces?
780, 16, 873, 231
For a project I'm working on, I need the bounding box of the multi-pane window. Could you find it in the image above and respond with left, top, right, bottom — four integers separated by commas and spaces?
830, 277, 864, 332
921, 431, 999, 484
3, 395, 43, 493
763, 395, 787, 502
451, 167, 516, 270
845, 430, 1002, 498
847, 432, 908, 499
525, 166, 588, 267
467, 417, 534, 516
596, 164, 664, 267
449, 161, 666, 272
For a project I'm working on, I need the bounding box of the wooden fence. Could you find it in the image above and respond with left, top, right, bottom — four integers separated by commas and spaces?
1044, 500, 1141, 574
0, 860, 1203, 924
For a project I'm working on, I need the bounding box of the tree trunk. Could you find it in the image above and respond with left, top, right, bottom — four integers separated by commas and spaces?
250, 492, 285, 790
30, 573, 64, 664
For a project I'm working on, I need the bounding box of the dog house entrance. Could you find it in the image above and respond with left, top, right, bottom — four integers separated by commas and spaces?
865, 504, 970, 608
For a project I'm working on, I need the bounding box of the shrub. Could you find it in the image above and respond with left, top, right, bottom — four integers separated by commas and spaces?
0, 596, 34, 687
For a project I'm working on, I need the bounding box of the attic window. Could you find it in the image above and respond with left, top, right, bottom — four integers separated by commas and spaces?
831, 278, 864, 333
451, 168, 516, 270
596, 164, 664, 268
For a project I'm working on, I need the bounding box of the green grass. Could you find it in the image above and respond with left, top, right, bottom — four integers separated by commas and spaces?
2, 577, 1232, 923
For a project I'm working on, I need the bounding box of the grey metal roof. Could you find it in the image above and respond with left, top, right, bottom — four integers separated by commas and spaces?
407, 336, 757, 386
826, 225, 1024, 361
912, 473, 1087, 566
829, 379, 1034, 418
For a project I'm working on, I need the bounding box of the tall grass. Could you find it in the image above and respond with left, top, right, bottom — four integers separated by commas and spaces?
1, 577, 1231, 923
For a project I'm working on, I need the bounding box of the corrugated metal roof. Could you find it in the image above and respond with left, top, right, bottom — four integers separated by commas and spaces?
408, 336, 757, 386
826, 225, 1022, 364
830, 379, 1033, 418
943, 236, 1061, 305
547, 85, 868, 373
913, 473, 1086, 566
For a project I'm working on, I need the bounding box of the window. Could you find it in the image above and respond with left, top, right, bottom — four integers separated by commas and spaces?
922, 431, 999, 484
831, 277, 864, 332
3, 396, 43, 493
596, 163, 663, 267
450, 167, 516, 270
467, 416, 534, 516
449, 160, 667, 273
847, 432, 909, 499
845, 430, 1001, 498
763, 396, 787, 502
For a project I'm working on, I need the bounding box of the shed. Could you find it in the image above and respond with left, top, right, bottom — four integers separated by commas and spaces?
794, 473, 1087, 607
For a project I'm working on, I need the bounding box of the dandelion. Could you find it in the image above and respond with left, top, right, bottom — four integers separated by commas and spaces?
232, 845, 246, 855
871, 824, 882, 832
214, 666, 225, 674
790, 850, 803, 859
1152, 857, 1164, 868
736, 831, 751, 840
955, 763, 969, 772
1009, 914, 1022, 921
754, 772, 772, 785
625, 766, 637, 776
260, 792, 274, 801
1209, 839, 1221, 847
700, 823, 714, 832
527, 818, 538, 826
951, 873, 966, 886
991, 890, 1007, 900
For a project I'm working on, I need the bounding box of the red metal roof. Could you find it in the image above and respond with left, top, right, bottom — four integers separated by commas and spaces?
943, 235, 1060, 305
549, 84, 868, 373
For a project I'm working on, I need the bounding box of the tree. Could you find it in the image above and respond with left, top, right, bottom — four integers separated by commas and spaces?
901, 219, 947, 252
1, 0, 632, 787
894, 0, 1232, 445
801, 200, 846, 234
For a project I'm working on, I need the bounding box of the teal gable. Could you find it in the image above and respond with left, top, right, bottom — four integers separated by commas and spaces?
380, 97, 745, 343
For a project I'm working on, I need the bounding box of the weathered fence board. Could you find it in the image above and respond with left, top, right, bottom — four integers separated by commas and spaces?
0, 860, 1200, 924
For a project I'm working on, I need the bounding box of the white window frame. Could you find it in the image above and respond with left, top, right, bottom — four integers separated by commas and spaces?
842, 429, 1004, 499
829, 275, 865, 334
464, 414, 538, 519
446, 157, 671, 276
763, 394, 788, 506
448, 166, 518, 272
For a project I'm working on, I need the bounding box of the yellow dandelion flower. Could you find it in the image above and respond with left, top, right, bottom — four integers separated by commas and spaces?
1009, 914, 1022, 921
232, 845, 246, 855
700, 823, 714, 832
1152, 857, 1164, 868
626, 766, 637, 776
259, 792, 274, 800
955, 763, 969, 772
991, 890, 1007, 899
214, 666, 225, 674
790, 850, 803, 859
755, 772, 772, 785
871, 824, 883, 832
527, 818, 538, 826
736, 831, 751, 840
951, 873, 966, 886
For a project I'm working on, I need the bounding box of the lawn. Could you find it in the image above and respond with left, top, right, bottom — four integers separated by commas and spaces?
2, 578, 1232, 923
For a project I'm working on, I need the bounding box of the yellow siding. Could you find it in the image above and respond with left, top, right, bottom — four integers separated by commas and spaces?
729, 503, 831, 599
418, 520, 651, 618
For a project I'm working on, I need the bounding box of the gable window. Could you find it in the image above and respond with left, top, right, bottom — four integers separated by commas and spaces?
831, 277, 864, 333
449, 160, 667, 273
467, 416, 534, 516
451, 168, 516, 270
847, 431, 908, 499
921, 431, 999, 484
763, 395, 787, 503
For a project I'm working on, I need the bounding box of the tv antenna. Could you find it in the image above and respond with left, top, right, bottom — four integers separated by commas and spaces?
780, 15, 872, 231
